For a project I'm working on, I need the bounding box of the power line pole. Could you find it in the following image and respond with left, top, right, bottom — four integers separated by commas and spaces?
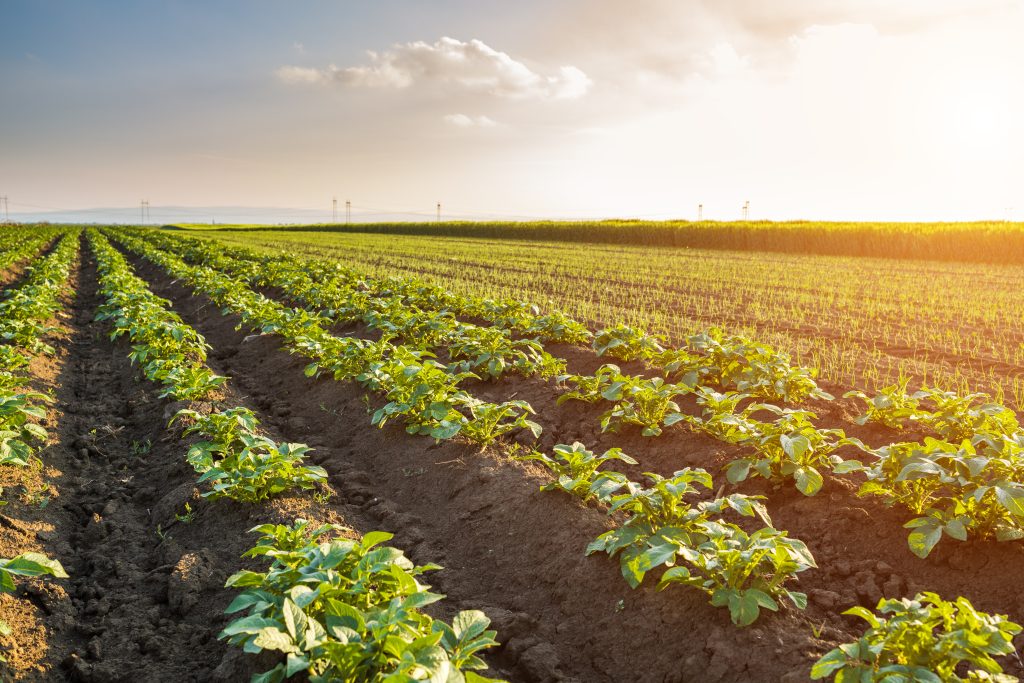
1, 196, 8, 224
332, 197, 338, 223
742, 200, 749, 221
436, 202, 441, 222
697, 203, 703, 221
141, 200, 150, 225
345, 200, 351, 224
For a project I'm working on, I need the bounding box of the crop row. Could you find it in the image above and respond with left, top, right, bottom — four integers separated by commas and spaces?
86, 230, 503, 682
0, 225, 61, 274
0, 230, 79, 659
124, 227, 1024, 680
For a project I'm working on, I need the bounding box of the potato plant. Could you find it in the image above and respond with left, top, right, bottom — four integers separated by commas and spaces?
586, 468, 814, 625
856, 435, 1024, 557
175, 407, 326, 503
694, 389, 860, 496
558, 365, 692, 436
592, 324, 665, 361
221, 521, 505, 682
811, 593, 1022, 682
520, 441, 637, 500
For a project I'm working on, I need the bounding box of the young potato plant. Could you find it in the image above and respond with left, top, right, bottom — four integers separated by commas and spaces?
724, 404, 862, 496
198, 436, 327, 503
685, 328, 832, 403
449, 326, 565, 380
846, 384, 1020, 442
221, 521, 505, 683
811, 593, 1022, 682
174, 407, 327, 503
519, 442, 637, 501
559, 366, 692, 436
556, 364, 619, 405
692, 389, 860, 495
856, 435, 1024, 558
598, 374, 692, 437
0, 390, 51, 467
656, 524, 817, 628
457, 397, 541, 447
586, 468, 814, 626
592, 324, 665, 361
298, 334, 396, 383
916, 388, 1019, 442
361, 349, 478, 440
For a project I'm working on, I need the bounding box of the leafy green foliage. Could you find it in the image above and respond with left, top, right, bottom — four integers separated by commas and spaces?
175, 407, 326, 503
811, 593, 1022, 682
519, 442, 636, 500
457, 397, 541, 446
0, 390, 51, 467
592, 324, 665, 361
855, 434, 1024, 557
585, 468, 814, 626
558, 365, 692, 436
221, 521, 505, 682
694, 389, 860, 496
846, 384, 1019, 441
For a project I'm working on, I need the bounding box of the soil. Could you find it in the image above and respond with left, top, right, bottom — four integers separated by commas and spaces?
2, 232, 1022, 682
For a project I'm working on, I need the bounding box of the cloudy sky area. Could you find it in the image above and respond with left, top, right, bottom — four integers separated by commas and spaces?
1, 0, 1021, 222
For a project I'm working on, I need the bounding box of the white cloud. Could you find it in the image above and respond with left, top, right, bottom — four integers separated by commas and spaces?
276, 36, 591, 100
443, 114, 498, 128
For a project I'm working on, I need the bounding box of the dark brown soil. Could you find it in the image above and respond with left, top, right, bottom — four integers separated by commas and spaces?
118, 246, 1024, 681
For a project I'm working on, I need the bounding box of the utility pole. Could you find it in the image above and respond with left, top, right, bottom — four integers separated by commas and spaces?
1, 196, 8, 224
436, 202, 441, 222
332, 197, 338, 223
141, 200, 150, 225
345, 200, 351, 224
742, 200, 749, 221
697, 203, 703, 221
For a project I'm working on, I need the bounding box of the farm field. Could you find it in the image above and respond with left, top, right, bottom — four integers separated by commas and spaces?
0, 222, 1022, 682
184, 226, 1024, 409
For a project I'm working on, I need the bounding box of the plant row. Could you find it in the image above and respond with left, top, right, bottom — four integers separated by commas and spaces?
88, 230, 504, 681
0, 229, 78, 660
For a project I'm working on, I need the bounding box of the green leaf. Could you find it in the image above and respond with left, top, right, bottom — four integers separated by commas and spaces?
906, 518, 943, 558
793, 466, 823, 496
725, 459, 751, 484
995, 486, 1024, 517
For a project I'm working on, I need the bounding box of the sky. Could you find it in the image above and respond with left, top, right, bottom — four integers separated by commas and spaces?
1, 0, 1022, 223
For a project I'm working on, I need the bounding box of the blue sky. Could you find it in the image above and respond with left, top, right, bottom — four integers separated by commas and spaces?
2, 0, 1022, 222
